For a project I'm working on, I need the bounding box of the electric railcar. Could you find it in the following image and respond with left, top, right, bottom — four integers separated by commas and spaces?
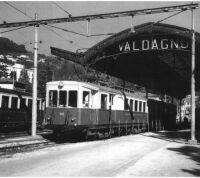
44, 81, 149, 137
0, 87, 44, 132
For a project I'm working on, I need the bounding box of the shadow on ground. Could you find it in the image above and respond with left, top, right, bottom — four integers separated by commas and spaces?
143, 130, 200, 176
167, 146, 200, 176
143, 130, 200, 144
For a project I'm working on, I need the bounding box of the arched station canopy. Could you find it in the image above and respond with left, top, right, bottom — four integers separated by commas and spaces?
51, 22, 200, 99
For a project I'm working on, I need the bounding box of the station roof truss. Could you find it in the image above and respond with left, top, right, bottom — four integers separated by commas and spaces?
51, 22, 200, 99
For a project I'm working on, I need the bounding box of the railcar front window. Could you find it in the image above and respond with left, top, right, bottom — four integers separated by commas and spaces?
83, 91, 89, 107
59, 90, 67, 107
49, 90, 58, 107
2, 95, 9, 109
11, 97, 18, 109
68, 90, 77, 107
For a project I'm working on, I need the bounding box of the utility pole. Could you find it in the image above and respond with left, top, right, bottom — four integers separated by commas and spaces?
32, 13, 38, 136
189, 6, 197, 144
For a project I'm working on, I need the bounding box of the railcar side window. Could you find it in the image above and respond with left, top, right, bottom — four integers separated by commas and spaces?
68, 90, 77, 107
135, 100, 138, 112
109, 94, 114, 105
143, 102, 146, 112
101, 94, 107, 109
11, 97, 18, 109
37, 100, 40, 110
124, 98, 129, 110
49, 90, 58, 107
2, 95, 9, 109
28, 99, 32, 109
139, 101, 142, 112
130, 99, 133, 111
59, 90, 67, 107
20, 98, 26, 109
82, 91, 89, 107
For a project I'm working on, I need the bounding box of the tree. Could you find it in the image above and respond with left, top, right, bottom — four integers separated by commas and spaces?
0, 64, 8, 78
18, 69, 32, 92
10, 70, 17, 81
37, 62, 52, 98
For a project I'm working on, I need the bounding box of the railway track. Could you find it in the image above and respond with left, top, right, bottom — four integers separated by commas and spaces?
0, 139, 56, 157
0, 129, 141, 157
0, 129, 53, 139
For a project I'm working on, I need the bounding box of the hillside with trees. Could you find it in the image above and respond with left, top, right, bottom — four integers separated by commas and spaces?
0, 37, 27, 54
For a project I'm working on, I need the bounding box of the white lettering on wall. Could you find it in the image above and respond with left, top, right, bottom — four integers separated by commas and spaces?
181, 41, 189, 49
142, 40, 149, 50
152, 39, 159, 49
161, 39, 168, 49
171, 40, 179, 49
133, 41, 140, 51
124, 42, 130, 51
118, 38, 189, 52
119, 43, 124, 52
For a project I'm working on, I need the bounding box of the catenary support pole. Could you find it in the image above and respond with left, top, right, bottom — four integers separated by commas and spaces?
131, 15, 135, 32
32, 13, 38, 136
87, 19, 90, 37
189, 6, 197, 143
145, 86, 149, 132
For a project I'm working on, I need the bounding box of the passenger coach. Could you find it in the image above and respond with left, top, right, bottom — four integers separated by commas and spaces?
0, 87, 44, 132
44, 81, 148, 137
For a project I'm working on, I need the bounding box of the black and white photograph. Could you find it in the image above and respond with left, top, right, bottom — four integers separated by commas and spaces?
0, 1, 200, 176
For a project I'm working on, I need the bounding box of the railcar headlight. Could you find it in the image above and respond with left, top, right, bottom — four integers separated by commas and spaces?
71, 118, 76, 122
74, 123, 77, 127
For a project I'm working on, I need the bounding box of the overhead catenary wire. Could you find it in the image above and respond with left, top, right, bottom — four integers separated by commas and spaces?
47, 24, 88, 37
0, 25, 29, 34
51, 1, 72, 17
3, 1, 81, 49
47, 24, 115, 37
129, 9, 187, 33
0, 4, 32, 42
51, 1, 86, 30
41, 25, 82, 48
50, 1, 101, 44
153, 9, 185, 24
2, 2, 34, 43
4, 1, 34, 20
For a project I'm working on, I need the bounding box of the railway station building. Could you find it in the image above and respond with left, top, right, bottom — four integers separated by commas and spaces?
51, 22, 200, 99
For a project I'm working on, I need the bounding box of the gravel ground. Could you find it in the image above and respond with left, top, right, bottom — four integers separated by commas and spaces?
0, 132, 200, 177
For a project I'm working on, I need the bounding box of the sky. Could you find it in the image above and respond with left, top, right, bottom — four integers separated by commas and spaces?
0, 1, 199, 55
